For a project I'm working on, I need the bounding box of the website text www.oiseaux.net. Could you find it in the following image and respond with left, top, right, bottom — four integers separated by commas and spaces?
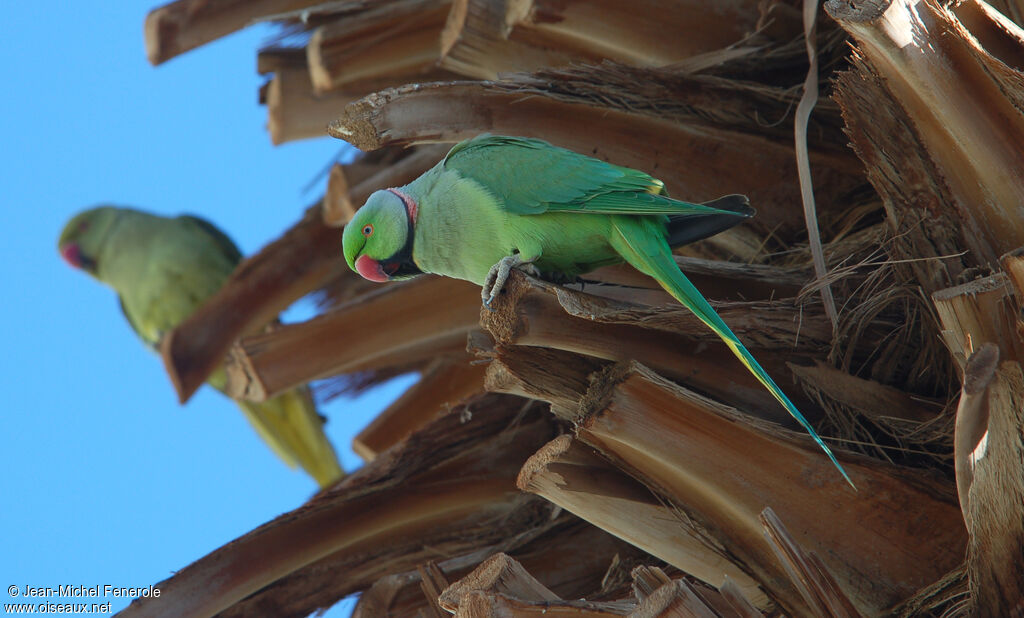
5, 584, 160, 614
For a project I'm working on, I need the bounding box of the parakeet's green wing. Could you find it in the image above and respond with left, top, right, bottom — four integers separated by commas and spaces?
119, 215, 242, 347
118, 296, 157, 350
443, 136, 744, 218
178, 214, 243, 263
119, 266, 222, 348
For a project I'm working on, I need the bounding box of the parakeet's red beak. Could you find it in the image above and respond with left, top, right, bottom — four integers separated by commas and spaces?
355, 255, 389, 282
60, 243, 83, 268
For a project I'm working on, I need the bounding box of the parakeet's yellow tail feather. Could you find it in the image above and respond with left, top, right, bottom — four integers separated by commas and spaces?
237, 387, 344, 488
609, 217, 855, 489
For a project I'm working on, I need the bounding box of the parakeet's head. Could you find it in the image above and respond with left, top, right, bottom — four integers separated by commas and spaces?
57, 206, 122, 277
343, 188, 422, 282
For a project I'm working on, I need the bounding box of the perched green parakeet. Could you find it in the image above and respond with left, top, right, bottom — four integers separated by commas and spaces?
59, 206, 344, 488
342, 135, 852, 487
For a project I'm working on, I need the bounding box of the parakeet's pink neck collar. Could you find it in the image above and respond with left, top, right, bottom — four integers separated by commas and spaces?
387, 188, 418, 224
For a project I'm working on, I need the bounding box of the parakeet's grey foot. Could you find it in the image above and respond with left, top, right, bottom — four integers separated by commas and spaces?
482, 254, 538, 309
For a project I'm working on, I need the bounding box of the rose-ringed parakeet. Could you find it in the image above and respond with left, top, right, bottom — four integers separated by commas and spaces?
342, 135, 853, 487
59, 206, 344, 488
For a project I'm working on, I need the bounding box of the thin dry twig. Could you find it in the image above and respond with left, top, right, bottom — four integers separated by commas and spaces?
796, 0, 839, 331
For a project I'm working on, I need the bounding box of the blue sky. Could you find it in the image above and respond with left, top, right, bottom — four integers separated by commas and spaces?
0, 3, 413, 614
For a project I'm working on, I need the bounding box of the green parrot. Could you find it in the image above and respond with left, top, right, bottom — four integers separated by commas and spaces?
342, 135, 853, 487
59, 206, 344, 488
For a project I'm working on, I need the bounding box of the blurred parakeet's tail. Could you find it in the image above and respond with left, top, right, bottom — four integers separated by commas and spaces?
609, 217, 855, 489
236, 387, 344, 489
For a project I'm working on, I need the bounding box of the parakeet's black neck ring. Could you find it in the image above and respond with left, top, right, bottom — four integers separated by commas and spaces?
381, 188, 422, 278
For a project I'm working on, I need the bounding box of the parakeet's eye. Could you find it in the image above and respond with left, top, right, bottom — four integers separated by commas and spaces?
362, 224, 374, 237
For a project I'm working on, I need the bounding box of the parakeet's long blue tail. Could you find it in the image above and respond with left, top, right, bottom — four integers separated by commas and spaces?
609, 217, 855, 489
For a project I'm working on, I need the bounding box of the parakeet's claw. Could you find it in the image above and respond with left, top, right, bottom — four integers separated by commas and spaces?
481, 253, 537, 307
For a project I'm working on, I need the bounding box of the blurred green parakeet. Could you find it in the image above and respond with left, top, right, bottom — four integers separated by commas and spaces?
59, 206, 344, 488
342, 135, 852, 487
